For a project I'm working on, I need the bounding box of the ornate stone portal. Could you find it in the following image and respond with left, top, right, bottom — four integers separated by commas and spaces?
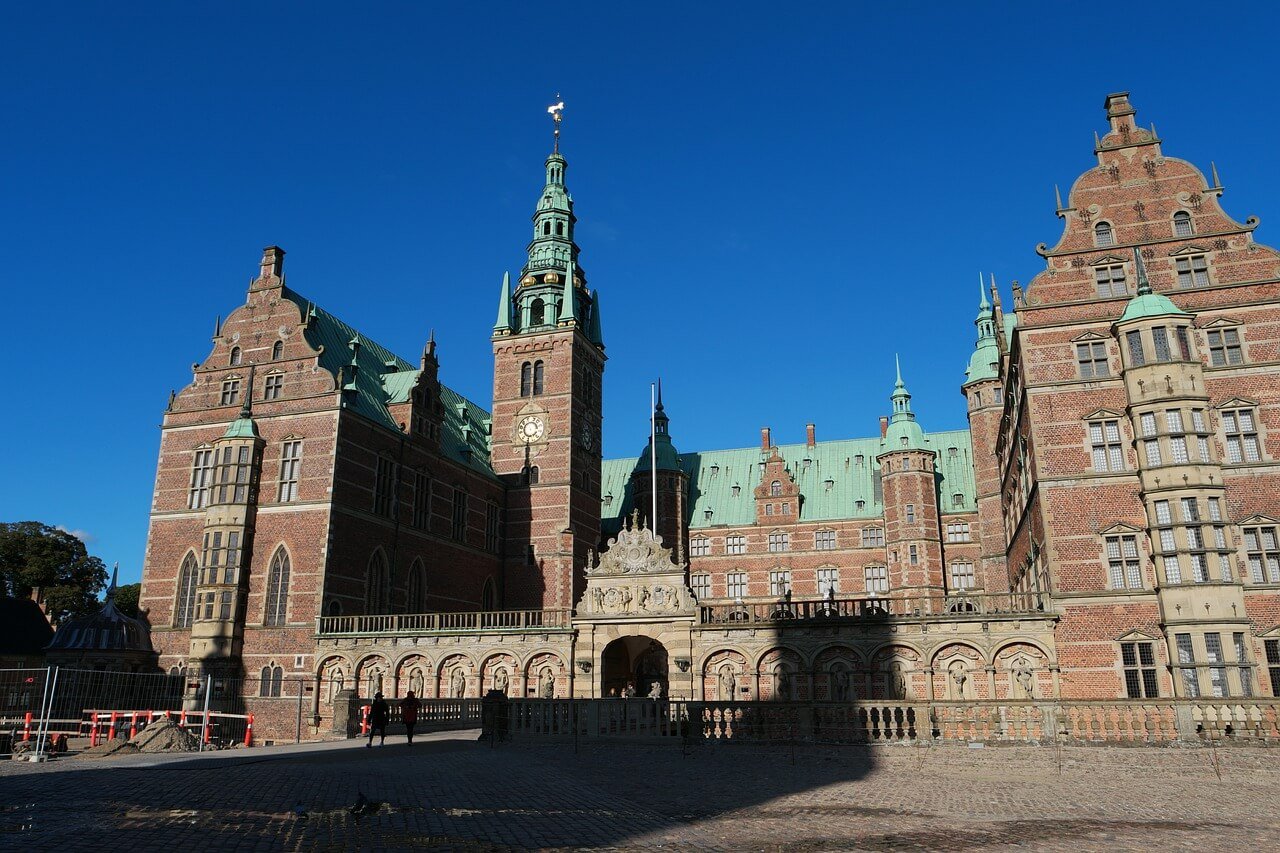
574, 514, 697, 698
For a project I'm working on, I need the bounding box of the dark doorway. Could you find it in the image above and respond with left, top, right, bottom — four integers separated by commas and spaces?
600, 636, 668, 698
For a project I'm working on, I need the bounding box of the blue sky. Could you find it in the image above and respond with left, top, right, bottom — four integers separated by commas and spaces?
3, 2, 1279, 584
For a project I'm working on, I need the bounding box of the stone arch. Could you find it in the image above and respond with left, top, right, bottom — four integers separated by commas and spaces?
437, 653, 475, 699
755, 648, 805, 701
813, 645, 864, 701
993, 641, 1053, 700
869, 644, 922, 701
480, 652, 518, 696
355, 653, 391, 698
700, 649, 748, 700
317, 653, 352, 706
931, 642, 985, 700
524, 651, 567, 699
394, 653, 431, 698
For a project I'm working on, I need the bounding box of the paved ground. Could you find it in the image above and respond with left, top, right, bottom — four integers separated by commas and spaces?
2, 731, 1279, 851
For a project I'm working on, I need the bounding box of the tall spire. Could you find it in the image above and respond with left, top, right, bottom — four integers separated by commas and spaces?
493, 271, 512, 333
978, 272, 991, 311
587, 289, 604, 348
560, 257, 578, 325
966, 274, 1001, 384
883, 358, 927, 452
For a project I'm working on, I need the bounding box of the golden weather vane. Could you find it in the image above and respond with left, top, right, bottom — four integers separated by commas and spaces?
547, 96, 565, 153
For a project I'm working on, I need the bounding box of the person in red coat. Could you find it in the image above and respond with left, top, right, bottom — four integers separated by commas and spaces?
401, 691, 421, 745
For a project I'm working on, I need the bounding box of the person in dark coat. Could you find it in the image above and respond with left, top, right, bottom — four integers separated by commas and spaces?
401, 690, 421, 744
367, 692, 390, 747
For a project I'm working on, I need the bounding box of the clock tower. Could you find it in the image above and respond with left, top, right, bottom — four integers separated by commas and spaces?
491, 108, 606, 610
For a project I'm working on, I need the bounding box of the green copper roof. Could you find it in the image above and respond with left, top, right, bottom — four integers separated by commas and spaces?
1117, 291, 1189, 323
601, 429, 977, 534
223, 415, 259, 439
882, 357, 926, 452
281, 286, 497, 479
965, 275, 1001, 384
493, 271, 512, 333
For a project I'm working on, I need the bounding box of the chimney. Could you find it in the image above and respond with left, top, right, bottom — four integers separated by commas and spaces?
806, 423, 816, 448
879, 416, 889, 439
258, 246, 285, 283
760, 427, 771, 451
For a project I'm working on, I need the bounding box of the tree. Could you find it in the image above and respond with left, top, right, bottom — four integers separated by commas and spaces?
0, 522, 108, 624
113, 582, 141, 618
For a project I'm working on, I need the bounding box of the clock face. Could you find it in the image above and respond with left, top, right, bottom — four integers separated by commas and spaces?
518, 415, 545, 443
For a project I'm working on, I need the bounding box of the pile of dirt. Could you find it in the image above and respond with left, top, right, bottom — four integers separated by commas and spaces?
132, 718, 200, 753
82, 739, 140, 758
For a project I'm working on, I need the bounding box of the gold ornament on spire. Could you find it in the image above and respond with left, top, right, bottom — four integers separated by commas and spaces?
547, 97, 565, 153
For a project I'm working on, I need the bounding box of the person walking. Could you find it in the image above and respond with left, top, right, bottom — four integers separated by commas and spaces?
366, 692, 390, 747
401, 690, 420, 745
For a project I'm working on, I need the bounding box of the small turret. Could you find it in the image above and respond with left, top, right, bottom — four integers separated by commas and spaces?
883, 356, 926, 451
965, 273, 1002, 385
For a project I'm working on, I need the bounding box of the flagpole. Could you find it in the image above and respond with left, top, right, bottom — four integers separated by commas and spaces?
650, 382, 658, 535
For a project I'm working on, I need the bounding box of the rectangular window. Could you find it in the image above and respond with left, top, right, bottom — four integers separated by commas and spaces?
861, 527, 885, 548
1152, 327, 1171, 362
1154, 500, 1172, 525
189, 448, 215, 509
946, 522, 971, 543
950, 561, 976, 590
1222, 408, 1261, 463
908, 544, 919, 565
1170, 436, 1189, 464
1076, 342, 1109, 378
1162, 554, 1182, 584
1265, 639, 1280, 697
726, 571, 747, 599
1204, 633, 1227, 697
1140, 412, 1157, 437
1197, 436, 1211, 462
373, 457, 396, 517
1234, 633, 1253, 698
768, 532, 790, 553
1126, 330, 1146, 366
814, 530, 836, 550
691, 573, 711, 600
864, 565, 889, 594
905, 504, 916, 524
451, 489, 467, 542
263, 374, 283, 401
1181, 498, 1200, 522
1189, 551, 1208, 583
1121, 641, 1159, 698
218, 590, 232, 621
1158, 528, 1177, 552
690, 537, 711, 557
412, 472, 430, 529
1208, 497, 1222, 521
214, 445, 252, 504
1095, 265, 1127, 298
1176, 633, 1200, 697
1106, 534, 1142, 589
1165, 410, 1184, 434
277, 440, 301, 502
485, 503, 500, 553
1175, 254, 1210, 288
1245, 526, 1280, 584
1206, 329, 1243, 366
817, 567, 839, 596
1176, 326, 1193, 361
220, 380, 240, 406
769, 570, 792, 597
1089, 419, 1124, 472
1144, 440, 1162, 467
726, 535, 747, 555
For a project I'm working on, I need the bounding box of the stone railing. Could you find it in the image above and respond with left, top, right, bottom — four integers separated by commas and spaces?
697, 590, 1049, 626
440, 698, 1280, 746
317, 609, 573, 637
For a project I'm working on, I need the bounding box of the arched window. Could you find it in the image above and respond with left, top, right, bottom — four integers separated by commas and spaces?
530, 298, 545, 326
543, 221, 551, 236
555, 221, 564, 236
174, 553, 198, 627
1094, 221, 1114, 247
326, 599, 342, 617
481, 578, 497, 611
406, 559, 427, 613
769, 480, 782, 497
1173, 210, 1194, 237
366, 550, 390, 615
229, 346, 242, 366
533, 361, 545, 395
271, 340, 283, 360
264, 547, 290, 626
520, 362, 532, 397
522, 465, 540, 485
259, 664, 284, 697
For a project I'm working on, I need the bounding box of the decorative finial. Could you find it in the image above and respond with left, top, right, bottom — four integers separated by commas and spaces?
107, 562, 119, 599
1054, 184, 1064, 210
547, 97, 565, 154
241, 364, 256, 417
1094, 130, 1102, 149
167, 389, 176, 411
894, 353, 903, 386
1133, 247, 1151, 296
213, 315, 222, 338
1150, 121, 1158, 140
656, 377, 664, 410
1211, 160, 1221, 189
978, 273, 990, 310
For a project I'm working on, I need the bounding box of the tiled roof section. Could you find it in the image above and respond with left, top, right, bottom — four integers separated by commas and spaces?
280, 287, 497, 479
601, 429, 977, 533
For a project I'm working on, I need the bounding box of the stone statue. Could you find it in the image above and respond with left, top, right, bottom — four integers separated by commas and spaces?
775, 666, 792, 700
409, 668, 424, 696
638, 587, 651, 610
539, 667, 555, 698
648, 681, 663, 700
591, 588, 604, 612
717, 666, 735, 701
1013, 658, 1035, 698
949, 661, 969, 699
450, 668, 466, 699
888, 662, 907, 700
831, 664, 851, 702
494, 667, 509, 695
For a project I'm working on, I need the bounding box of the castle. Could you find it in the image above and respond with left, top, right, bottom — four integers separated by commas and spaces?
138, 93, 1280, 740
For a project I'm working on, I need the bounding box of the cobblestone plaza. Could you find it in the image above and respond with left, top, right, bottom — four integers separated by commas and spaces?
3, 732, 1279, 850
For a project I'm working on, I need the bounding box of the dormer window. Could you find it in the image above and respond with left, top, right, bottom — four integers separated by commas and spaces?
603, 493, 613, 506
770, 480, 782, 496
1173, 210, 1194, 237
1094, 221, 1115, 247
229, 346, 242, 366
731, 485, 741, 497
